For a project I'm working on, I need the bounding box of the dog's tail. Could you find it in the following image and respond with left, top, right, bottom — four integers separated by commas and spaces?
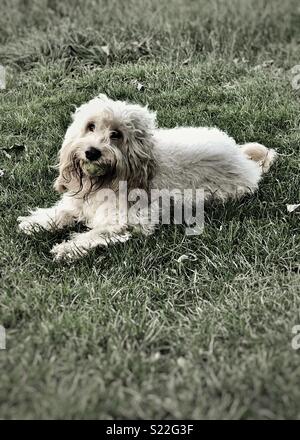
239, 142, 277, 173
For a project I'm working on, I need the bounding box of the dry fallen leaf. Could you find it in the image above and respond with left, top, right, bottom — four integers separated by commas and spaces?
0, 169, 5, 177
262, 59, 274, 68
287, 204, 300, 213
177, 254, 197, 263
177, 255, 189, 263
101, 45, 110, 56
131, 79, 145, 92
182, 57, 191, 66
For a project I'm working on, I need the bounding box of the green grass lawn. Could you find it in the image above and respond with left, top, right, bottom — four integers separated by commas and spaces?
0, 0, 300, 419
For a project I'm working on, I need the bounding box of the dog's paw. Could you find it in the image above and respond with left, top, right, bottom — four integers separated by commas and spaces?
17, 216, 41, 235
131, 223, 155, 237
50, 240, 88, 261
109, 232, 132, 244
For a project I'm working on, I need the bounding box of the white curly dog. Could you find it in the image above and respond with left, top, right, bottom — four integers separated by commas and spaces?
18, 94, 276, 260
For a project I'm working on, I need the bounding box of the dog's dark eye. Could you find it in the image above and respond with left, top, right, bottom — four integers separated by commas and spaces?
110, 130, 123, 140
87, 122, 96, 132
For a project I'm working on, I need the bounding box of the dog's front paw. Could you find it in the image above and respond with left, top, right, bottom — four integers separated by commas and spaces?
17, 216, 41, 235
50, 240, 88, 261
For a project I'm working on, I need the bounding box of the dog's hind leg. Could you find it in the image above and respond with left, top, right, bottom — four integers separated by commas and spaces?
239, 142, 277, 173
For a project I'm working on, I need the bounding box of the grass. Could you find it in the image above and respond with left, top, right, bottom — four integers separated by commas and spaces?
0, 0, 300, 419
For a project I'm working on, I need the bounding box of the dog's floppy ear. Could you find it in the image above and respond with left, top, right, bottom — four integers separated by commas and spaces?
128, 104, 157, 139
122, 103, 157, 190
53, 137, 74, 193
54, 153, 70, 193
54, 155, 78, 194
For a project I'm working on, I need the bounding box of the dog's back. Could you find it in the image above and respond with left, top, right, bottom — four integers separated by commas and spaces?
151, 127, 262, 199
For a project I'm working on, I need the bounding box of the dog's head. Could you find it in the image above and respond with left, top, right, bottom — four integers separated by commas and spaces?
54, 94, 157, 195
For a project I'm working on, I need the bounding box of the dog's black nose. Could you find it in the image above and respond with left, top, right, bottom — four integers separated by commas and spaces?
85, 147, 101, 161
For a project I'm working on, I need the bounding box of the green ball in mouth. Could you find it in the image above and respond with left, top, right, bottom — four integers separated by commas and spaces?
82, 161, 108, 177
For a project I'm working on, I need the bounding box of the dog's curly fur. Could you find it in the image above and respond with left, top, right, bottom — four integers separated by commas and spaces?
18, 94, 277, 260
